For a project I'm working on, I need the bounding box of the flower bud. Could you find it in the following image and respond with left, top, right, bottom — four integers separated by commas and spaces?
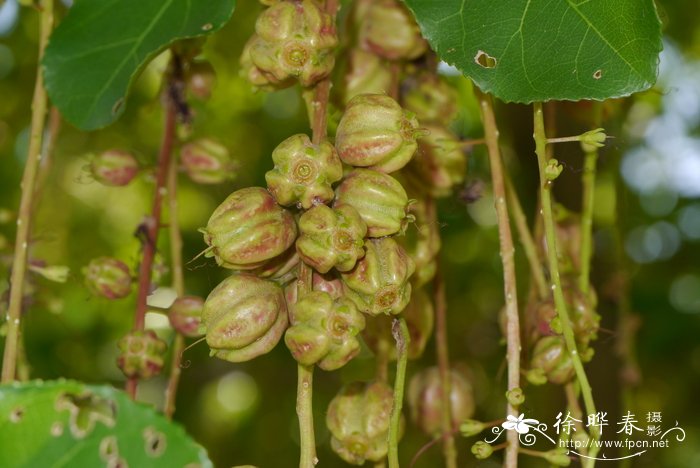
186, 60, 216, 100
180, 138, 236, 185
580, 128, 607, 153
530, 336, 575, 385
545, 158, 564, 181
326, 381, 401, 465
285, 291, 365, 370
202, 274, 288, 362
358, 0, 428, 61
362, 286, 434, 360
265, 134, 343, 209
29, 264, 70, 283
341, 237, 415, 316
335, 94, 420, 173
505, 387, 525, 406
544, 448, 572, 467
83, 257, 132, 299
202, 187, 297, 269
248, 0, 338, 88
405, 125, 466, 198
117, 330, 167, 379
460, 419, 486, 438
90, 150, 139, 187
168, 296, 204, 338
403, 74, 459, 125
341, 49, 392, 104
408, 366, 475, 436
471, 441, 493, 460
334, 169, 413, 237
296, 205, 367, 273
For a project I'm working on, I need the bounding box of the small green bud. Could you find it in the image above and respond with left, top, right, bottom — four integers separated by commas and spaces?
544, 447, 572, 466
202, 187, 298, 270
83, 257, 132, 300
90, 150, 139, 187
335, 94, 420, 173
202, 274, 288, 362
506, 387, 525, 406
168, 296, 204, 338
334, 169, 412, 237
460, 419, 486, 438
265, 134, 343, 209
545, 158, 564, 181
549, 316, 563, 334
525, 368, 548, 386
180, 138, 236, 185
341, 237, 415, 316
471, 441, 493, 460
29, 264, 70, 283
117, 330, 167, 379
580, 128, 607, 153
580, 346, 595, 362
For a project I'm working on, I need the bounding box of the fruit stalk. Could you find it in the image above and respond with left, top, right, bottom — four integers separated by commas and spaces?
2, 0, 54, 383
388, 317, 410, 468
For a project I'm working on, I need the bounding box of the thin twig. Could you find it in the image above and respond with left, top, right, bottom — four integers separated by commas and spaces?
388, 318, 410, 468
476, 89, 521, 468
1, 0, 54, 383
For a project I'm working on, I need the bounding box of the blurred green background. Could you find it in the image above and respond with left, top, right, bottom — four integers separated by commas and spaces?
1, 0, 700, 466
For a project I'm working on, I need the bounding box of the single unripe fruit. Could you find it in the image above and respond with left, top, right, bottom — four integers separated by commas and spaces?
362, 286, 434, 360
117, 330, 167, 379
530, 336, 575, 385
326, 381, 402, 465
358, 0, 428, 61
296, 205, 367, 274
252, 247, 300, 281
285, 291, 366, 370
202, 187, 297, 269
180, 138, 236, 185
335, 94, 420, 173
83, 257, 132, 299
168, 296, 204, 338
285, 271, 344, 306
403, 74, 459, 125
265, 134, 343, 209
90, 150, 139, 187
342, 49, 392, 104
408, 366, 475, 436
406, 125, 466, 198
341, 237, 415, 316
334, 169, 413, 237
202, 274, 288, 363
247, 0, 338, 88
240, 35, 294, 90
185, 60, 216, 100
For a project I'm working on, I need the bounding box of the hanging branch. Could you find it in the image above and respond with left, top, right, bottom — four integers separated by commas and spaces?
532, 103, 600, 467
125, 63, 180, 399
1, 0, 54, 383
476, 90, 521, 468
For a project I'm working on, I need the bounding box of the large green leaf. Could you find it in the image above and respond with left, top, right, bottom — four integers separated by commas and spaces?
0, 380, 213, 468
43, 0, 236, 130
403, 0, 663, 103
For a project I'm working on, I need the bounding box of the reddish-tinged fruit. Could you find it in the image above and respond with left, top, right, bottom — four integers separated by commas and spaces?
326, 381, 402, 465
180, 138, 236, 185
202, 187, 297, 270
240, 35, 294, 90
285, 271, 344, 306
362, 287, 434, 360
358, 0, 427, 61
335, 94, 420, 173
342, 49, 392, 104
403, 74, 459, 125
296, 205, 367, 274
532, 287, 600, 346
334, 169, 413, 237
83, 257, 132, 299
202, 274, 288, 362
341, 237, 415, 316
285, 291, 365, 370
247, 0, 338, 88
405, 125, 466, 198
408, 366, 475, 436
530, 336, 575, 385
90, 149, 139, 187
265, 134, 343, 209
117, 330, 167, 379
252, 247, 300, 281
168, 296, 204, 338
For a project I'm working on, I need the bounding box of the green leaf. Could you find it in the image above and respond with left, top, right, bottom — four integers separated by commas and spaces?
43, 0, 236, 130
0, 380, 213, 468
403, 0, 663, 103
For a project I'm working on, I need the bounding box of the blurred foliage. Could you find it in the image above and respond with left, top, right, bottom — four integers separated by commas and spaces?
1, 0, 700, 467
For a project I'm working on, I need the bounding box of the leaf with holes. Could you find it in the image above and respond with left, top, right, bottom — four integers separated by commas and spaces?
43, 0, 236, 130
0, 380, 213, 468
403, 0, 663, 102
